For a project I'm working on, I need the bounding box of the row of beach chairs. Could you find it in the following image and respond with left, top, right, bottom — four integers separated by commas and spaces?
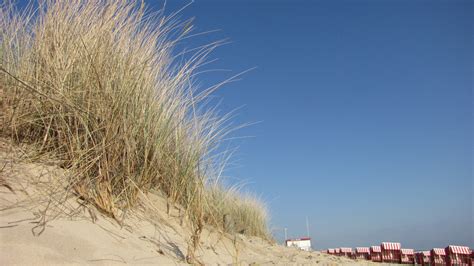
324, 242, 472, 265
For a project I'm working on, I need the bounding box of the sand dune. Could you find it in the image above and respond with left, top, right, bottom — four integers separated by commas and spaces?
0, 140, 376, 265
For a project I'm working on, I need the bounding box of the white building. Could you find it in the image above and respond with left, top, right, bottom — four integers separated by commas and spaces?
285, 237, 312, 251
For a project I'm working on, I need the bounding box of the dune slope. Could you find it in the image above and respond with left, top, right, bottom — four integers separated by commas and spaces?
0, 140, 375, 265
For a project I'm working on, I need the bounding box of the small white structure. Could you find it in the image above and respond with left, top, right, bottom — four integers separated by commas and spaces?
285, 237, 312, 251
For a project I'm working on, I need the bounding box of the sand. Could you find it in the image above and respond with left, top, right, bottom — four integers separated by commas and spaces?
0, 140, 378, 265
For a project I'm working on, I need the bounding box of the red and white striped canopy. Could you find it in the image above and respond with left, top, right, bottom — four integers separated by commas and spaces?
335, 248, 341, 253
432, 248, 446, 255
371, 246, 381, 252
381, 242, 401, 250
448, 245, 471, 255
340, 247, 352, 253
401, 249, 414, 255
422, 251, 430, 257
356, 247, 370, 253
328, 249, 335, 254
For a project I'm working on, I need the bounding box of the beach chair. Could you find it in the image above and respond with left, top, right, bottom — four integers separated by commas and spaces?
445, 245, 471, 266
370, 246, 382, 262
400, 248, 415, 264
431, 248, 447, 266
340, 247, 352, 258
355, 247, 370, 260
421, 251, 431, 266
415, 252, 423, 265
381, 242, 401, 263
415, 251, 431, 265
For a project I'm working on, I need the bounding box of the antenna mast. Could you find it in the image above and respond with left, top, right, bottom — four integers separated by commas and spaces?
306, 216, 310, 237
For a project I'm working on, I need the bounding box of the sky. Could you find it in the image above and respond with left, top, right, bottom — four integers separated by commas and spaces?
156, 0, 473, 250
15, 0, 473, 250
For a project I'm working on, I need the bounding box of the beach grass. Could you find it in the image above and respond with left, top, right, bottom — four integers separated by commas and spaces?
0, 0, 270, 259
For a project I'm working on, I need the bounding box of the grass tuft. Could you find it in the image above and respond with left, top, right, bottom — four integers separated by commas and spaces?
205, 185, 270, 239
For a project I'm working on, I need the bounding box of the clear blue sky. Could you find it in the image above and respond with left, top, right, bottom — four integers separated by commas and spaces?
15, 0, 472, 250
157, 0, 473, 250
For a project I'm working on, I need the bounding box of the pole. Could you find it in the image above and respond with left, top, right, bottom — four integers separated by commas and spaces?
306, 216, 310, 237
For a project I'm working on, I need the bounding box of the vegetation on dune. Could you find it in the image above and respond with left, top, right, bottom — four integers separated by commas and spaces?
206, 185, 270, 238
0, 0, 270, 260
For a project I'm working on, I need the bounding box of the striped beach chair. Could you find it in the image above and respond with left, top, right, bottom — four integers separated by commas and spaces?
381, 242, 401, 263
340, 247, 352, 258
415, 251, 431, 265
431, 248, 447, 266
370, 246, 382, 262
445, 245, 471, 266
400, 248, 415, 264
355, 247, 370, 260
421, 251, 431, 266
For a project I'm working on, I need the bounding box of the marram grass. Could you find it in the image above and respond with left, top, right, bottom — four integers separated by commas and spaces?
0, 0, 270, 250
